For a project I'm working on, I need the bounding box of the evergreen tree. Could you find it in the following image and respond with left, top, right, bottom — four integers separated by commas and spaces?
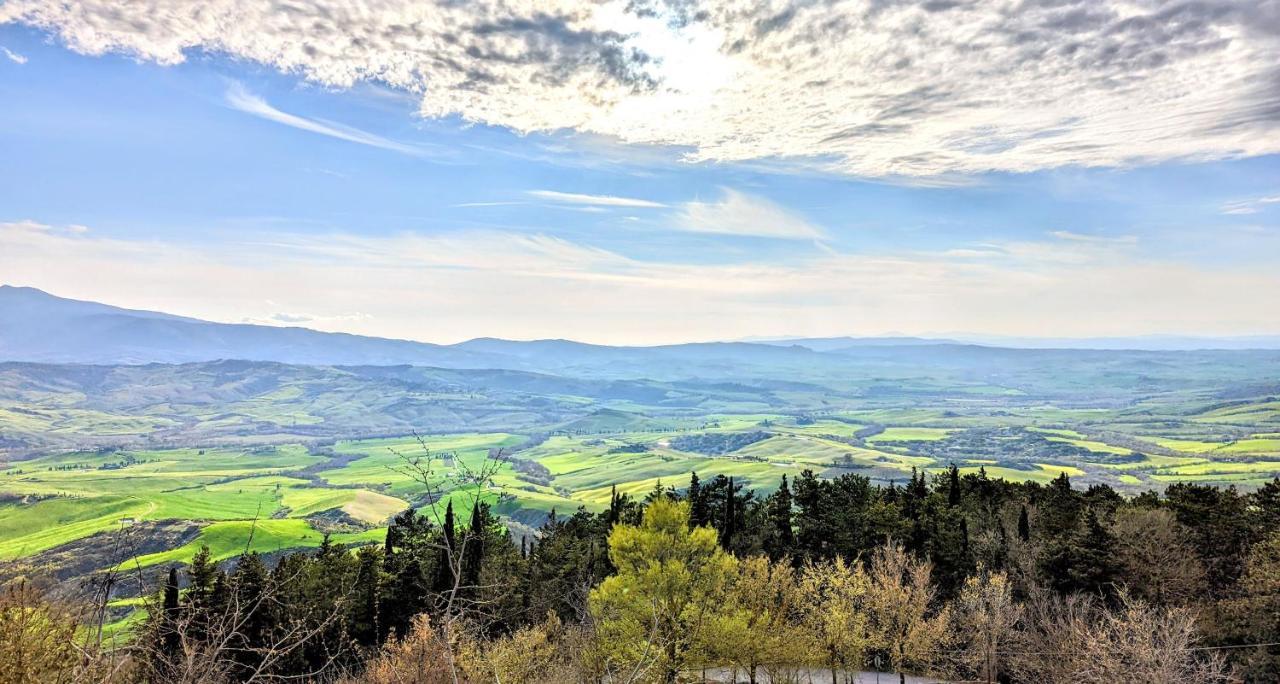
351, 546, 382, 646
186, 544, 218, 609
607, 484, 620, 527
764, 474, 795, 559
161, 567, 180, 658
227, 552, 272, 678
1040, 509, 1118, 597
590, 499, 736, 683
384, 558, 428, 639
1017, 505, 1031, 542
948, 464, 961, 508
461, 501, 485, 593
723, 476, 737, 549
688, 471, 708, 527
432, 500, 456, 594
163, 567, 180, 614
1165, 482, 1258, 597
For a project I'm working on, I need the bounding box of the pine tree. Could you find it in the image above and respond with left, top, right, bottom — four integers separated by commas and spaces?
590, 499, 736, 683
384, 558, 427, 639
187, 544, 217, 609
1040, 509, 1119, 596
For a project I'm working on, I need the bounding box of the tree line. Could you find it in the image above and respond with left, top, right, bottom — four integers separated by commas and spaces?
5, 461, 1280, 683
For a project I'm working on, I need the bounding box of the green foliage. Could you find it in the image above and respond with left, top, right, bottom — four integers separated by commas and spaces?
589, 498, 736, 683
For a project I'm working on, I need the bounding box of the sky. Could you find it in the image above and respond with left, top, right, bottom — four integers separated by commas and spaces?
1, 1, 1278, 345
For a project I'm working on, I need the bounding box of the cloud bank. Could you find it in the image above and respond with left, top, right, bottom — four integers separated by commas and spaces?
4, 0, 1278, 176
3, 219, 1276, 344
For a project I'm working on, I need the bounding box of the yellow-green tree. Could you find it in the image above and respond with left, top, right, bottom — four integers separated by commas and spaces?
951, 566, 1019, 684
702, 555, 803, 684
589, 497, 736, 684
864, 542, 951, 684
798, 556, 869, 684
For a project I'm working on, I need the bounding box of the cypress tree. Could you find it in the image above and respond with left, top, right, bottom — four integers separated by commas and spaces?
433, 500, 456, 594
723, 476, 737, 549
163, 567, 180, 613
461, 501, 485, 592
688, 471, 708, 527
1018, 504, 1031, 542
948, 463, 961, 508
161, 567, 181, 658
607, 484, 620, 526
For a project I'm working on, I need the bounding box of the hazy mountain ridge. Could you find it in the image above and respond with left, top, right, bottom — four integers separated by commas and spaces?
6, 287, 1280, 378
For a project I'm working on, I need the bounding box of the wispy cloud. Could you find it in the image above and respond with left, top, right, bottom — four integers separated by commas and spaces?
224, 83, 427, 156
1221, 195, 1280, 215
672, 188, 824, 240
526, 190, 666, 208
1, 46, 26, 64
1050, 230, 1138, 245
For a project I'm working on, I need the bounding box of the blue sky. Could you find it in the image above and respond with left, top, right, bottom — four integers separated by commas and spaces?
1, 5, 1278, 344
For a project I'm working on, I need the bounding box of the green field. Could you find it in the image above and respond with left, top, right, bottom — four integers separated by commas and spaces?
5, 421, 1273, 569
4, 393, 1280, 601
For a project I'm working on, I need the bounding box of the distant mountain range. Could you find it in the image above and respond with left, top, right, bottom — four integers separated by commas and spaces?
752, 334, 1280, 352
3, 286, 1279, 376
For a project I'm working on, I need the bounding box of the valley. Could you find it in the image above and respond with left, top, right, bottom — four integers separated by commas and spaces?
2, 288, 1280, 642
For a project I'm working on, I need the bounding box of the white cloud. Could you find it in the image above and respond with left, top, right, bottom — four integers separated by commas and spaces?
4, 1, 1278, 177
673, 188, 824, 239
1050, 230, 1138, 245
527, 190, 666, 208
225, 82, 427, 156
1, 46, 26, 64
7, 219, 1275, 344
249, 311, 372, 325
1220, 195, 1280, 215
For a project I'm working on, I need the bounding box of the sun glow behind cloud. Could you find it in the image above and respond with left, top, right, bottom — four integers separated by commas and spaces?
4, 0, 1279, 177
